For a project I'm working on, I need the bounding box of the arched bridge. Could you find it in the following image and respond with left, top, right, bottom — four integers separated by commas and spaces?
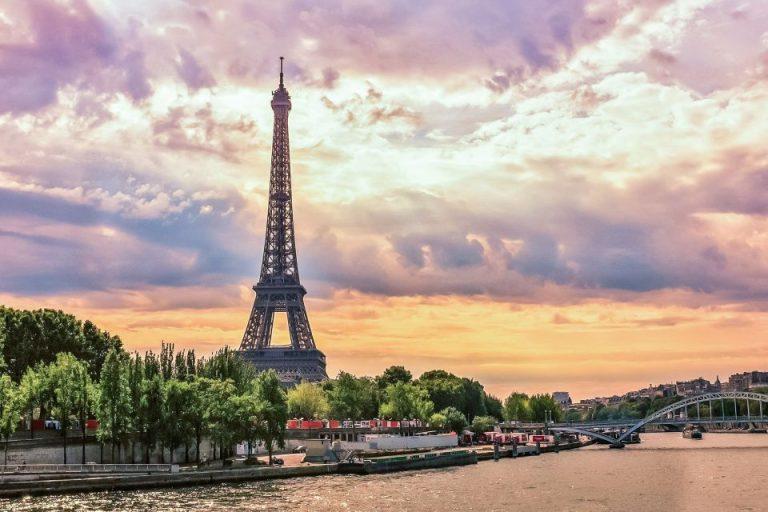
550, 391, 768, 446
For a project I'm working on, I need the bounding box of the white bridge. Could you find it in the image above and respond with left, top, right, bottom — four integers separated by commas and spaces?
549, 391, 768, 446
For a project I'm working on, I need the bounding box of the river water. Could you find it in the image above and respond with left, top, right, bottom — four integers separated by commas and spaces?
4, 433, 768, 512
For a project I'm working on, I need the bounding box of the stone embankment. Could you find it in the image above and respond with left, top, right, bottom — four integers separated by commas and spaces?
0, 440, 593, 499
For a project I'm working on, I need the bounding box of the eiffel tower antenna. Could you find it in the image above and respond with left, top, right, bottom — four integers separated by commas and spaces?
238, 57, 328, 383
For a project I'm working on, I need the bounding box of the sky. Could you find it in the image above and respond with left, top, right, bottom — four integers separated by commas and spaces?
1, 0, 768, 400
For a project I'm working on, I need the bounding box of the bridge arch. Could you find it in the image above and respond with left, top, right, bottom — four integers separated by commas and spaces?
617, 391, 768, 442
550, 392, 768, 446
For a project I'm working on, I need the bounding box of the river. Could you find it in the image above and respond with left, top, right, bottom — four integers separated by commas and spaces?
4, 433, 768, 511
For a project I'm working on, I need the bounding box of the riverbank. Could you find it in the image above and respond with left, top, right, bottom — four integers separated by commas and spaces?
0, 441, 592, 499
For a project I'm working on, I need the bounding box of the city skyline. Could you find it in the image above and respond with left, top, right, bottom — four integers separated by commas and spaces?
2, 1, 768, 398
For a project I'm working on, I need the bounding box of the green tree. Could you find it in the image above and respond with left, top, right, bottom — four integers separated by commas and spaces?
252, 370, 288, 465
376, 366, 412, 389
81, 320, 122, 379
127, 353, 145, 463
379, 382, 434, 421
229, 392, 265, 458
327, 372, 370, 422
0, 375, 21, 465
204, 379, 238, 460
528, 394, 563, 422
503, 392, 531, 422
429, 412, 447, 430
440, 406, 468, 434
161, 379, 194, 464
200, 347, 256, 392
470, 415, 497, 434
287, 381, 330, 419
188, 378, 213, 462
416, 370, 466, 413
19, 365, 47, 439
47, 353, 89, 464
140, 375, 164, 463
96, 348, 131, 462
484, 393, 503, 420
0, 314, 6, 372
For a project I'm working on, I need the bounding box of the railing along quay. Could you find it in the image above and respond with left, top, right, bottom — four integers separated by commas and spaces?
0, 463, 178, 474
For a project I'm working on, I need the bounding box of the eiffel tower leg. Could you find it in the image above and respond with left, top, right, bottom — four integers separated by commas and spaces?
241, 301, 275, 350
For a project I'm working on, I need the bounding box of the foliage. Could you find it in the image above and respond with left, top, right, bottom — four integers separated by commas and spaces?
379, 382, 434, 420
0, 307, 122, 381
203, 378, 239, 457
376, 366, 412, 389
484, 394, 503, 420
161, 379, 194, 463
416, 370, 489, 421
200, 347, 255, 392
48, 353, 90, 464
0, 375, 22, 464
470, 415, 498, 434
528, 394, 563, 422
502, 392, 531, 422
440, 406, 469, 434
287, 381, 329, 419
327, 371, 378, 421
252, 370, 288, 463
96, 348, 131, 457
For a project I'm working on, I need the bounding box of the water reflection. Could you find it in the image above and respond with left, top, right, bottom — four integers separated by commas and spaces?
4, 433, 768, 512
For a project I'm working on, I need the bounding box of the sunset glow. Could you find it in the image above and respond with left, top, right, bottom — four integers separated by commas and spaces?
2, 0, 768, 398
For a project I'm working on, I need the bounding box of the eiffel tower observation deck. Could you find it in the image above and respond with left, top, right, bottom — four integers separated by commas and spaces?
238, 57, 328, 384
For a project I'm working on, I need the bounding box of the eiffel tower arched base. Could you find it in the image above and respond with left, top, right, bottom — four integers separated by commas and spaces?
239, 347, 328, 385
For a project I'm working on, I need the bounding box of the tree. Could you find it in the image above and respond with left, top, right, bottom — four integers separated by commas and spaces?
0, 375, 21, 465
0, 314, 6, 372
70, 358, 93, 463
470, 415, 497, 434
140, 375, 164, 463
200, 347, 256, 393
484, 394, 503, 420
287, 381, 329, 419
229, 392, 265, 458
47, 353, 89, 464
528, 394, 563, 422
440, 406, 468, 434
429, 412, 447, 430
0, 307, 122, 382
327, 372, 370, 422
376, 366, 412, 389
503, 392, 531, 422
81, 320, 122, 380
203, 379, 238, 460
188, 378, 213, 462
252, 370, 288, 465
19, 365, 47, 439
416, 370, 466, 413
160, 379, 194, 464
96, 348, 131, 462
127, 354, 145, 463
379, 382, 434, 421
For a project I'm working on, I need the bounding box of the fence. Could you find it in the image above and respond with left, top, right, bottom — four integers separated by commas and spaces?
0, 463, 178, 474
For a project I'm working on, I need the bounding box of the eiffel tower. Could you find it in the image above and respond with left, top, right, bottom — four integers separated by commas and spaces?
238, 57, 328, 383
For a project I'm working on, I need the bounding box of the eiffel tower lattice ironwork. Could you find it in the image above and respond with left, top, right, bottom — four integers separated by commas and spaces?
239, 57, 327, 383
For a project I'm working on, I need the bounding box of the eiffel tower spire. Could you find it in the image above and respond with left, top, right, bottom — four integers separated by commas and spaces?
239, 58, 327, 383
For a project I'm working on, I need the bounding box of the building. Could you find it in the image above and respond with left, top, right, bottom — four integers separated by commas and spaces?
552, 391, 572, 408
727, 371, 768, 391
675, 377, 719, 396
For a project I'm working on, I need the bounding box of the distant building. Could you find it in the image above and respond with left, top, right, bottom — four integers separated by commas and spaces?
675, 377, 718, 396
727, 371, 768, 391
552, 391, 572, 407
